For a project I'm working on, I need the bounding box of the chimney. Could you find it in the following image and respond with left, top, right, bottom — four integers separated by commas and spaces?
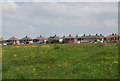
63, 35, 65, 37
112, 33, 114, 35
69, 34, 71, 37
100, 34, 102, 36
76, 35, 78, 37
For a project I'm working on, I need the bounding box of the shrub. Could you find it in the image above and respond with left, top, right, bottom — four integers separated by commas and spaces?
62, 39, 68, 43
48, 39, 60, 44
112, 40, 120, 43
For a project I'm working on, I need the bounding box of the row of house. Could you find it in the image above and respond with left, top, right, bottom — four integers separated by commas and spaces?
0, 33, 120, 45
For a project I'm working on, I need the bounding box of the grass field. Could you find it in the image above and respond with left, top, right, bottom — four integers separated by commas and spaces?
2, 43, 119, 79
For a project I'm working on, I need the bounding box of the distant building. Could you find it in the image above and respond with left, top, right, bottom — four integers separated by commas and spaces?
62, 34, 75, 42
106, 33, 119, 42
74, 35, 81, 42
81, 34, 104, 43
0, 37, 6, 45
6, 36, 19, 45
48, 35, 61, 41
47, 35, 63, 44
1, 33, 120, 45
19, 36, 33, 44
33, 36, 47, 44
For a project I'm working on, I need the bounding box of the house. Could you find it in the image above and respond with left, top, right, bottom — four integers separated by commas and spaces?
33, 36, 47, 44
74, 35, 81, 43
0, 37, 6, 45
105, 33, 119, 42
62, 34, 75, 43
48, 35, 61, 40
6, 36, 19, 45
47, 35, 63, 44
19, 36, 33, 44
0, 37, 5, 43
81, 34, 104, 43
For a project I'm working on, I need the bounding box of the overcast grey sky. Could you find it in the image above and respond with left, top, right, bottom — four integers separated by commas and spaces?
2, 1, 118, 39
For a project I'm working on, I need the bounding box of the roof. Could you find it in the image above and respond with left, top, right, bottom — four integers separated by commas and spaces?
34, 36, 46, 40
62, 34, 79, 39
62, 36, 75, 39
20, 36, 32, 40
0, 37, 5, 41
48, 35, 61, 39
61, 34, 81, 39
106, 35, 119, 38
81, 35, 104, 38
7, 36, 18, 40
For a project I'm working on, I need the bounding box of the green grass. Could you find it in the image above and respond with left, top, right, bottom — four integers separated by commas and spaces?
2, 43, 119, 79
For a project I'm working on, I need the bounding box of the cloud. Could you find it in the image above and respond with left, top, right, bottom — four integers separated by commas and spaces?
2, 2, 118, 38
2, 2, 19, 10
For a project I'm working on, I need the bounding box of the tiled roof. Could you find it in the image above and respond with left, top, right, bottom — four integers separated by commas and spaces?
7, 37, 18, 40
106, 35, 119, 38
34, 37, 46, 40
0, 37, 5, 41
20, 36, 32, 40
81, 35, 104, 38
48, 35, 61, 39
62, 36, 76, 39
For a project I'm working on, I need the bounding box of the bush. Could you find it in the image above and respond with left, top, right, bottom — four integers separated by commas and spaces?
112, 40, 120, 43
47, 39, 60, 44
62, 39, 68, 43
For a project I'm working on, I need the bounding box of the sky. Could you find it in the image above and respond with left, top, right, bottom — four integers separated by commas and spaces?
1, 0, 119, 39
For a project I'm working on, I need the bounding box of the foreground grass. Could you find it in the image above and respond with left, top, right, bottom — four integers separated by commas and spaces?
2, 43, 119, 79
